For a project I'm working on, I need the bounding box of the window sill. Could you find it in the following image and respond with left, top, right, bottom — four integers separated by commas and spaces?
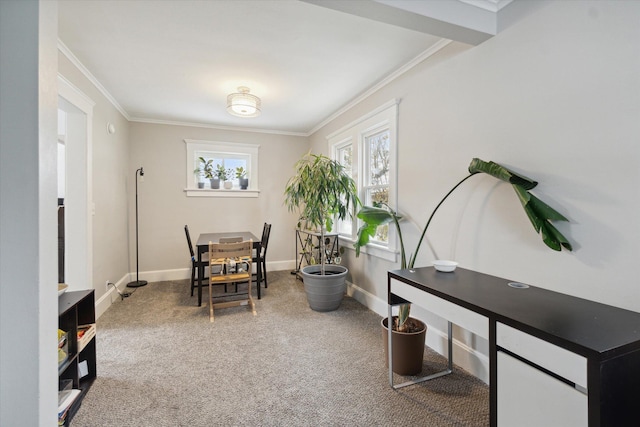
340, 236, 398, 263
184, 188, 260, 198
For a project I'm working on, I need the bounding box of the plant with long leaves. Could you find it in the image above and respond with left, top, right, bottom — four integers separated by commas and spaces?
284, 152, 360, 274
355, 158, 572, 332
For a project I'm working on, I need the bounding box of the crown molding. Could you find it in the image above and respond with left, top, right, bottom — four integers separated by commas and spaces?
308, 38, 452, 136
57, 39, 130, 121
129, 117, 308, 137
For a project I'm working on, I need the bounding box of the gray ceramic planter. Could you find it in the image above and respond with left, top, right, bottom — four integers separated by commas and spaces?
300, 264, 348, 312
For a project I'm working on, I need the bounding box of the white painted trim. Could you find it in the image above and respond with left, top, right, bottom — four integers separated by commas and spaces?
132, 117, 308, 137
58, 75, 94, 295
326, 98, 400, 140
184, 139, 260, 192
57, 40, 130, 120
95, 274, 129, 319
309, 40, 451, 136
184, 189, 260, 198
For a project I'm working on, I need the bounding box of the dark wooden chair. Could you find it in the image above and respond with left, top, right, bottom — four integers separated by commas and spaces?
184, 225, 209, 296
253, 223, 271, 289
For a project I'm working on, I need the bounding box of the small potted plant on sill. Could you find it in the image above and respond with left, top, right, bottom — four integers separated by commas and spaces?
235, 166, 249, 190
284, 152, 360, 311
354, 158, 573, 375
196, 157, 213, 189
213, 164, 233, 189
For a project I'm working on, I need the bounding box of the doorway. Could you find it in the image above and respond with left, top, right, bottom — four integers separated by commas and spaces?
58, 76, 94, 290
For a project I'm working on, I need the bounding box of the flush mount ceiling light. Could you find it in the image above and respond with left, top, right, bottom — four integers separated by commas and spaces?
226, 86, 261, 118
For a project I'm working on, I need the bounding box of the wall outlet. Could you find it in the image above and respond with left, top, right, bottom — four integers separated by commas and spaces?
105, 280, 110, 292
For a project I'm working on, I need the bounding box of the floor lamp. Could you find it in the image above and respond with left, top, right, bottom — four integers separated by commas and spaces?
127, 167, 148, 288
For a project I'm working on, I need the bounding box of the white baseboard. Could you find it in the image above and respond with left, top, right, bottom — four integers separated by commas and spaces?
347, 280, 489, 384
95, 275, 129, 319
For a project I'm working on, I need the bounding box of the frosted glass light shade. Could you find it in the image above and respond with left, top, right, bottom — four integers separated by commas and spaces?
227, 86, 261, 118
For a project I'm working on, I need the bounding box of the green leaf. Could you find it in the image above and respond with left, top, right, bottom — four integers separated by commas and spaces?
469, 158, 538, 190
512, 184, 572, 251
356, 205, 395, 227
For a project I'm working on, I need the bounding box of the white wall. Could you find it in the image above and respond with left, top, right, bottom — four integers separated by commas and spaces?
127, 122, 307, 279
0, 1, 59, 425
310, 0, 640, 380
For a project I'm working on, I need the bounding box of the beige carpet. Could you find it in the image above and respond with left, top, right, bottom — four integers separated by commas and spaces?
72, 270, 489, 426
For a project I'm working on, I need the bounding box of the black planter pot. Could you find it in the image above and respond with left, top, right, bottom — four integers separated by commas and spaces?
381, 317, 427, 375
239, 178, 249, 190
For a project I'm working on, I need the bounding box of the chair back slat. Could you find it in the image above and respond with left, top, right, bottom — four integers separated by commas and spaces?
219, 236, 243, 243
261, 223, 271, 255
184, 225, 195, 258
209, 240, 253, 260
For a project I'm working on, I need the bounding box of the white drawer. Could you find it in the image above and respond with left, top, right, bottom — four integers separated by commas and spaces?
390, 278, 489, 339
497, 351, 588, 427
497, 322, 587, 389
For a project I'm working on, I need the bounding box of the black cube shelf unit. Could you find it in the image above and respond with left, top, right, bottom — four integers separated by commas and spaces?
58, 290, 96, 425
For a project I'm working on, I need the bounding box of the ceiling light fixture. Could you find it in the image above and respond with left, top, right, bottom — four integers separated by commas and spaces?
226, 86, 261, 118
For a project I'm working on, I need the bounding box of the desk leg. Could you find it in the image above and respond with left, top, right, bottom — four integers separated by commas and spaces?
389, 318, 454, 390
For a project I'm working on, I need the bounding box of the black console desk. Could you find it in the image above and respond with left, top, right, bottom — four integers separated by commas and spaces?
388, 267, 640, 427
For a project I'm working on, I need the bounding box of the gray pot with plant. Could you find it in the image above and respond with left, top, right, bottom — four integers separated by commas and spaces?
196, 157, 213, 189
285, 152, 360, 311
213, 164, 231, 190
355, 157, 573, 375
235, 166, 249, 190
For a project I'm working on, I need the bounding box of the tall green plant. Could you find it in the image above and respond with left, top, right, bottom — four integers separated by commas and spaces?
284, 152, 360, 274
355, 158, 572, 332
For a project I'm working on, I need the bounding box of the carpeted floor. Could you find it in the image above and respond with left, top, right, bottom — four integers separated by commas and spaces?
72, 270, 489, 426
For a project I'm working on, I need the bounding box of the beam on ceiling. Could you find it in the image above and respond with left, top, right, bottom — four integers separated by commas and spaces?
301, 0, 495, 45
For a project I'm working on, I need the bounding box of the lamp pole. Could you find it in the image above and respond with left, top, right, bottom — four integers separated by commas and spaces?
127, 167, 148, 288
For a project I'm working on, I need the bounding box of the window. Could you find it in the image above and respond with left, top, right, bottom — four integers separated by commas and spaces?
184, 139, 259, 198
329, 100, 398, 261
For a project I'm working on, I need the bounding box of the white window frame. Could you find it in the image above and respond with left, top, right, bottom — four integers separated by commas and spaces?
184, 139, 260, 198
328, 100, 398, 262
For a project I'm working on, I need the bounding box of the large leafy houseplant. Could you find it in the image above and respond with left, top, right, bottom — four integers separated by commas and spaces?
355, 157, 572, 332
284, 152, 360, 274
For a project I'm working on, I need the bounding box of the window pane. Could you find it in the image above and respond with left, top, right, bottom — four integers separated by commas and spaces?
366, 187, 389, 243
195, 152, 249, 188
336, 144, 353, 235
337, 145, 352, 176
366, 130, 389, 186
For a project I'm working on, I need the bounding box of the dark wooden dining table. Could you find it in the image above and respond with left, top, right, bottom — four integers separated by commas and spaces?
196, 231, 262, 306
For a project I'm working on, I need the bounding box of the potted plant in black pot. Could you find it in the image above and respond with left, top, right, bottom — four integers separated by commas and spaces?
284, 152, 360, 311
354, 158, 572, 375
